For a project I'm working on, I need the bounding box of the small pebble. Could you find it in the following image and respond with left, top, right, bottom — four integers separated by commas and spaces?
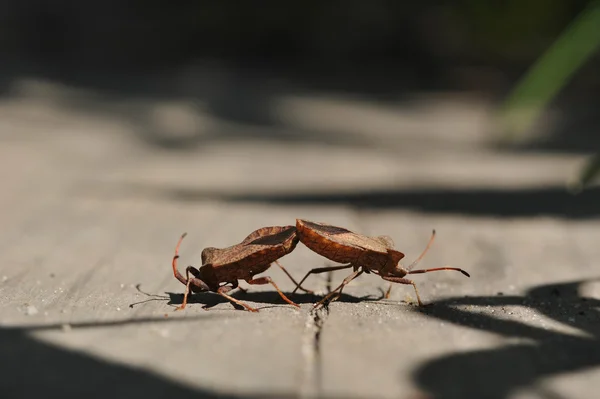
2, 276, 7, 282
116, 307, 121, 311
25, 305, 38, 316
120, 283, 125, 289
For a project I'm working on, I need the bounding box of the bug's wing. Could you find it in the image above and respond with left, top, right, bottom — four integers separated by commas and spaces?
376, 236, 406, 260
297, 219, 354, 236
241, 227, 268, 243
245, 226, 297, 246
340, 232, 395, 253
298, 219, 391, 254
374, 235, 394, 248
241, 225, 296, 245
207, 227, 298, 265
242, 226, 299, 261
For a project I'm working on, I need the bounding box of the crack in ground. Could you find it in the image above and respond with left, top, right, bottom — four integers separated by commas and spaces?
301, 304, 329, 399
300, 271, 334, 399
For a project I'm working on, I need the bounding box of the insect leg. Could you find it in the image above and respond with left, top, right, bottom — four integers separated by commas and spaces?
314, 269, 364, 308
229, 280, 248, 294
274, 260, 314, 294
245, 276, 300, 308
384, 283, 393, 299
381, 276, 424, 306
217, 285, 259, 313
175, 266, 210, 311
291, 264, 353, 294
328, 268, 365, 302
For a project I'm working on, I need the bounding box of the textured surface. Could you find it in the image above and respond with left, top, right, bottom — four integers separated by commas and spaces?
1, 77, 600, 399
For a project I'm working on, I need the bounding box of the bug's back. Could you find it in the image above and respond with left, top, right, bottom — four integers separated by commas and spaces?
202, 225, 299, 281
296, 219, 400, 265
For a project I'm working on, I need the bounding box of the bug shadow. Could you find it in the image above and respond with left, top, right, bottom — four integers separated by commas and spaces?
129, 283, 380, 311
408, 278, 600, 399
164, 290, 380, 311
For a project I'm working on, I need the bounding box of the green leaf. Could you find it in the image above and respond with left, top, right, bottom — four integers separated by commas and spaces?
497, 1, 600, 141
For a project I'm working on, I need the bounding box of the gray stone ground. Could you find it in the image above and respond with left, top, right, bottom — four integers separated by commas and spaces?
1, 74, 599, 399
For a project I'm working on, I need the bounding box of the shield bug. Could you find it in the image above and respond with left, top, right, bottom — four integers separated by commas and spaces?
172, 225, 312, 312
293, 219, 470, 307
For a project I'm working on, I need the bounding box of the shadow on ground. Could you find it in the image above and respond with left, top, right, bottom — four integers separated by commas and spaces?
97, 183, 600, 219
0, 315, 351, 399
1, 55, 599, 155
411, 278, 600, 399
0, 60, 423, 152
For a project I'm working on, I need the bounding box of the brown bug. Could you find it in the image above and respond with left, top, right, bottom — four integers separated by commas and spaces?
292, 219, 470, 307
172, 225, 312, 312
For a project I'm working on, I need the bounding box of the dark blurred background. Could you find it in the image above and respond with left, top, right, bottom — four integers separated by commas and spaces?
0, 2, 597, 97
1, 1, 599, 155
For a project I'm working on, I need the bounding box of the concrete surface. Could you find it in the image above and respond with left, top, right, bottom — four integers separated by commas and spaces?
1, 75, 599, 399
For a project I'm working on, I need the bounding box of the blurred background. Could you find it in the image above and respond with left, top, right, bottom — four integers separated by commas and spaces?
2, 0, 600, 247
2, 2, 600, 399
1, 0, 598, 160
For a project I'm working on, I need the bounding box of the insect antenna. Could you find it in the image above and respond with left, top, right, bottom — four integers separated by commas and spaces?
406, 229, 436, 271
405, 229, 470, 277
172, 232, 188, 285
408, 267, 470, 277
